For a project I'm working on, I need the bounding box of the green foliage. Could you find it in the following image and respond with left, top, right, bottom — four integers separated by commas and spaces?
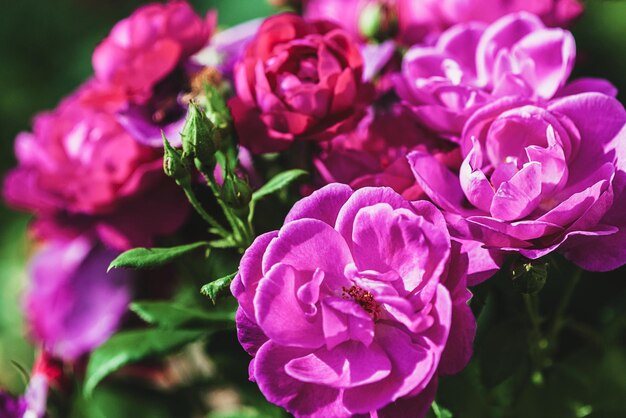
108, 242, 208, 272
248, 169, 308, 222
84, 329, 206, 397
130, 301, 235, 328
201, 272, 237, 304
432, 401, 453, 418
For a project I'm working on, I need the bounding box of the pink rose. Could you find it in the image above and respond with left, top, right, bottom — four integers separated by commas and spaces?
229, 14, 372, 154
397, 0, 583, 45
232, 184, 475, 417
395, 12, 577, 137
303, 0, 583, 45
91, 1, 216, 146
3, 84, 188, 250
410, 93, 626, 273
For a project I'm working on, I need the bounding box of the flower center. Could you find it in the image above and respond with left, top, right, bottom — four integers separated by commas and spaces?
342, 285, 381, 320
147, 66, 189, 126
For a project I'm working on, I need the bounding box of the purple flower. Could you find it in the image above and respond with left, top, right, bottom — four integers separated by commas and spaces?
0, 390, 26, 418
91, 1, 216, 146
304, 0, 583, 46
410, 92, 626, 272
24, 237, 132, 360
395, 12, 577, 138
2, 84, 188, 251
232, 184, 475, 417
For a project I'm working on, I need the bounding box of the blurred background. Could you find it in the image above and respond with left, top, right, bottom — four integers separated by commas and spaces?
1, 0, 626, 411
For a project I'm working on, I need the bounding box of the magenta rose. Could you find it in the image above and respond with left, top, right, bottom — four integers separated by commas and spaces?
303, 0, 582, 46
315, 104, 461, 200
231, 184, 475, 417
2, 85, 188, 250
91, 1, 216, 146
410, 92, 626, 272
229, 14, 372, 154
24, 237, 132, 360
397, 0, 583, 45
395, 12, 577, 137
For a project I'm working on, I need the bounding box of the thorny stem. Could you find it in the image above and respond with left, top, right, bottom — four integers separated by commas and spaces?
522, 266, 584, 385
548, 267, 583, 351
181, 186, 229, 238
200, 165, 254, 247
523, 293, 547, 384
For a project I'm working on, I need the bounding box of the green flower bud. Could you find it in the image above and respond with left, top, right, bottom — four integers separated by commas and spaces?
511, 259, 548, 295
221, 174, 252, 213
359, 2, 398, 42
205, 84, 231, 131
162, 133, 191, 187
182, 103, 216, 169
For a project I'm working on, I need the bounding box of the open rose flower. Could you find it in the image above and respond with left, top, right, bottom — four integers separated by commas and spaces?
24, 237, 132, 360
315, 104, 460, 200
232, 184, 475, 417
395, 12, 578, 138
409, 92, 626, 272
304, 0, 582, 45
397, 0, 583, 45
229, 14, 371, 154
2, 85, 188, 250
90, 1, 216, 146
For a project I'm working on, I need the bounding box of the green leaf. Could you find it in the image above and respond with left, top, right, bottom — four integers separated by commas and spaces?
249, 169, 307, 222
201, 272, 237, 303
209, 237, 238, 249
432, 401, 454, 418
130, 301, 235, 328
84, 329, 205, 397
251, 169, 308, 202
108, 242, 209, 272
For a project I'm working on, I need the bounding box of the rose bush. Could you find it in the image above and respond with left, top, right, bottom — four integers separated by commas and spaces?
229, 14, 371, 154
231, 184, 475, 417
410, 92, 626, 271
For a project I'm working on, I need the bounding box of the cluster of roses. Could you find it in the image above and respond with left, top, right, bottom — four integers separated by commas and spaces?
3, 0, 626, 417
2, 2, 214, 413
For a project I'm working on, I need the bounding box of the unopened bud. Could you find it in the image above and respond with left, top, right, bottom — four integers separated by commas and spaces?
511, 259, 548, 295
221, 174, 252, 213
205, 84, 231, 131
182, 103, 216, 169
163, 133, 191, 186
267, 0, 301, 9
359, 2, 398, 42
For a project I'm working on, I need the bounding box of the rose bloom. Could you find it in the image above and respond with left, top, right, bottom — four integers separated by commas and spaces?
24, 237, 132, 360
90, 1, 216, 146
229, 14, 372, 154
3, 86, 188, 250
303, 0, 582, 45
232, 184, 475, 417
410, 92, 626, 272
395, 12, 578, 138
315, 104, 460, 200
